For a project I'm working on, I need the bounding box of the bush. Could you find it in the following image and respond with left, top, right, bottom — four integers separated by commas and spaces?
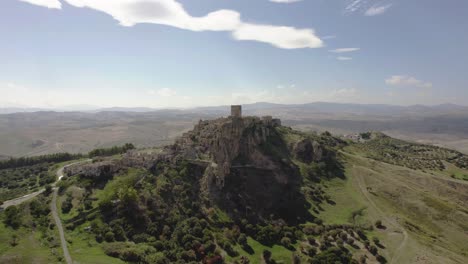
238, 233, 247, 246
263, 250, 272, 262
3, 206, 22, 229
375, 220, 383, 229
105, 231, 115, 242
372, 237, 380, 245
281, 236, 292, 248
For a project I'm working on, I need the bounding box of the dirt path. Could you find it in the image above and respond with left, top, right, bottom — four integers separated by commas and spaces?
51, 186, 72, 264
353, 164, 409, 264
51, 160, 90, 264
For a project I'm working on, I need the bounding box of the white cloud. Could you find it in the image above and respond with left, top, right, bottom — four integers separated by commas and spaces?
62, 0, 240, 30
24, 0, 323, 49
385, 75, 432, 88
365, 4, 392, 16
19, 0, 62, 9
232, 23, 323, 49
337, 56, 352, 60
269, 0, 303, 3
148, 88, 177, 97
329, 48, 360, 53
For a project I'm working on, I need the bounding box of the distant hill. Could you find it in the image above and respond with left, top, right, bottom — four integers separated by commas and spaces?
1, 102, 468, 157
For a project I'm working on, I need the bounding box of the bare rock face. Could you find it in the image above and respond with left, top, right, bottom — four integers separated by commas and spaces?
293, 139, 326, 164
65, 160, 122, 182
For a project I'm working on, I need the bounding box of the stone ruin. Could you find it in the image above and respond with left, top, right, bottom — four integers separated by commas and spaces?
230, 105, 242, 118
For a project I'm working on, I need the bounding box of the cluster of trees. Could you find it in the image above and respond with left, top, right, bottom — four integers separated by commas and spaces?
0, 153, 81, 170
0, 163, 54, 201
88, 143, 135, 158
0, 143, 136, 171
357, 136, 468, 171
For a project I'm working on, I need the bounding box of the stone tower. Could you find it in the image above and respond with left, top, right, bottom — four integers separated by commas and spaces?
231, 105, 242, 118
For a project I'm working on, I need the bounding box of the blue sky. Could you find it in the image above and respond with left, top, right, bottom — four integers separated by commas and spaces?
0, 0, 467, 108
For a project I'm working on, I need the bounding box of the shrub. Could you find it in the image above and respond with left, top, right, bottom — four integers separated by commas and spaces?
375, 220, 383, 229
281, 236, 292, 248
105, 231, 115, 242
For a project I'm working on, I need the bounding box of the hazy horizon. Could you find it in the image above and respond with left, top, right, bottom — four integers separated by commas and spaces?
2, 101, 468, 113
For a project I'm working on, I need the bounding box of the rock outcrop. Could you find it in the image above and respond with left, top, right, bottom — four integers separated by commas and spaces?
293, 139, 326, 163
154, 116, 309, 223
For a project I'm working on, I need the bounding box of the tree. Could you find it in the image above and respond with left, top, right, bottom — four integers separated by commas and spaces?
3, 206, 22, 229
292, 253, 301, 264
262, 250, 272, 263
61, 195, 73, 214
10, 234, 18, 246
372, 237, 380, 245
375, 220, 383, 229
238, 233, 247, 246
281, 236, 292, 248
44, 184, 53, 195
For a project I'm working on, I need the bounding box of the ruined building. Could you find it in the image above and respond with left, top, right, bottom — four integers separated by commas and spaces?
231, 105, 242, 118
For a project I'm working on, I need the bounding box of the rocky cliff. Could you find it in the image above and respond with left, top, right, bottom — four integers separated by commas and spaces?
146, 116, 312, 223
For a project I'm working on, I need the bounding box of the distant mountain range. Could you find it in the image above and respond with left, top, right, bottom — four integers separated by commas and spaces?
2, 102, 467, 116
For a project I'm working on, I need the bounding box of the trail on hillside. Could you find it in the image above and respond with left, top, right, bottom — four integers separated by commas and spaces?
340, 150, 410, 264
51, 160, 91, 264
51, 185, 72, 264
353, 165, 409, 264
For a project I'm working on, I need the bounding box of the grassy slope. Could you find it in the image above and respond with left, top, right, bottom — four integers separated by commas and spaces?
0, 202, 61, 264
0, 225, 57, 264
334, 148, 468, 264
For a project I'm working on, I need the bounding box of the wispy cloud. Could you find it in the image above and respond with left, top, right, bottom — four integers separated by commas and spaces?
19, 0, 61, 9
385, 75, 432, 88
18, 0, 323, 49
365, 4, 392, 16
330, 48, 360, 53
345, 0, 368, 13
269, 0, 303, 3
337, 56, 353, 61
345, 0, 392, 16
